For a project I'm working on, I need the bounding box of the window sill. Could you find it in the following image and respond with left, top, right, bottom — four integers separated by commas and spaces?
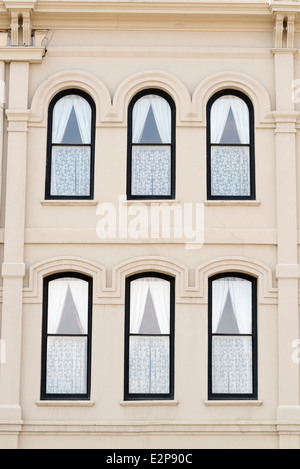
204, 400, 263, 407
120, 400, 179, 407
36, 400, 95, 407
123, 200, 180, 205
204, 200, 260, 207
41, 200, 98, 206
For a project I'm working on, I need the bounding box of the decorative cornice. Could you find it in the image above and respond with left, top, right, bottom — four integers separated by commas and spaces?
269, 0, 300, 14
3, 0, 37, 11
0, 46, 44, 62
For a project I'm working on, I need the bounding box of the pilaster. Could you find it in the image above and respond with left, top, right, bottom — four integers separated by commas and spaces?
0, 61, 29, 424
271, 8, 300, 448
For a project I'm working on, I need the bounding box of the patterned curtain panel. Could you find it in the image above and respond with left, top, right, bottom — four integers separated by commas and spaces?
46, 336, 87, 394
50, 146, 91, 196
210, 95, 251, 197
210, 146, 250, 197
131, 146, 171, 196
129, 336, 170, 394
128, 277, 171, 394
212, 336, 252, 394
211, 277, 253, 394
46, 278, 89, 395
50, 94, 92, 197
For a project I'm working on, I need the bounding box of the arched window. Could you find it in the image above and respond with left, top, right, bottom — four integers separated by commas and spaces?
127, 90, 176, 199
124, 273, 175, 400
208, 273, 257, 399
41, 273, 93, 400
207, 90, 255, 199
45, 89, 96, 199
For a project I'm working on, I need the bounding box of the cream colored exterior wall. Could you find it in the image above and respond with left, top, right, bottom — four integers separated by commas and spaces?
0, 0, 299, 449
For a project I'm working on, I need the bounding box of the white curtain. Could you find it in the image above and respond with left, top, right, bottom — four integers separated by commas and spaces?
149, 278, 170, 334
130, 279, 150, 333
132, 97, 151, 143
211, 95, 249, 144
210, 97, 231, 144
212, 279, 230, 333
132, 95, 171, 143
68, 279, 89, 334
73, 97, 92, 144
228, 279, 252, 334
46, 336, 87, 394
52, 95, 91, 144
52, 96, 74, 143
230, 97, 249, 144
47, 280, 69, 334
150, 96, 171, 143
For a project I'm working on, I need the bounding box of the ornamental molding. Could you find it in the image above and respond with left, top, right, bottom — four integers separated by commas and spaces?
192, 71, 273, 127
22, 255, 277, 305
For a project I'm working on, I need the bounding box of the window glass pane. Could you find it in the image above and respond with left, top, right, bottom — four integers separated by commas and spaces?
132, 95, 171, 144
52, 95, 92, 144
62, 107, 83, 144
47, 278, 89, 335
219, 108, 241, 144
212, 335, 253, 394
210, 146, 250, 197
131, 145, 171, 196
130, 277, 170, 334
129, 336, 170, 394
46, 336, 87, 394
50, 146, 91, 196
212, 277, 252, 334
211, 95, 249, 145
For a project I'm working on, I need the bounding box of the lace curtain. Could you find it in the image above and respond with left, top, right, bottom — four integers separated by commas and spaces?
50, 146, 91, 196
212, 277, 253, 394
210, 95, 250, 197
212, 336, 253, 394
51, 94, 92, 196
129, 336, 170, 394
131, 94, 172, 196
131, 146, 171, 196
46, 336, 87, 394
129, 277, 171, 394
46, 278, 89, 394
210, 146, 250, 197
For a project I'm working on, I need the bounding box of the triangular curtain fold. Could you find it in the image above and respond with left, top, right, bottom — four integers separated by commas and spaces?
132, 95, 171, 144
52, 95, 92, 144
130, 278, 170, 334
212, 278, 252, 334
211, 96, 249, 144
48, 279, 88, 334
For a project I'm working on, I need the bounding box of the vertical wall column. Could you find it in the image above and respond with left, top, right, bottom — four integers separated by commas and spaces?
0, 62, 29, 432
272, 13, 300, 446
0, 62, 5, 212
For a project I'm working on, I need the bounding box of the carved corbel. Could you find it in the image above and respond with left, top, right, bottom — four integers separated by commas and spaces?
274, 13, 296, 48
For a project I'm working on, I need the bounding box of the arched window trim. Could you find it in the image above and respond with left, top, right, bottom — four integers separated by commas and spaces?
124, 272, 175, 400
127, 88, 176, 200
45, 88, 96, 200
208, 272, 258, 400
206, 89, 255, 200
41, 271, 93, 400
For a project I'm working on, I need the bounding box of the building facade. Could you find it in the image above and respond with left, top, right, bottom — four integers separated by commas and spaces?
0, 0, 299, 449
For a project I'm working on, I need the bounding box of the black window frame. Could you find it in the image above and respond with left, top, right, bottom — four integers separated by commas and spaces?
124, 272, 175, 401
208, 272, 258, 400
127, 89, 176, 200
41, 272, 93, 401
206, 89, 255, 200
45, 88, 96, 200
